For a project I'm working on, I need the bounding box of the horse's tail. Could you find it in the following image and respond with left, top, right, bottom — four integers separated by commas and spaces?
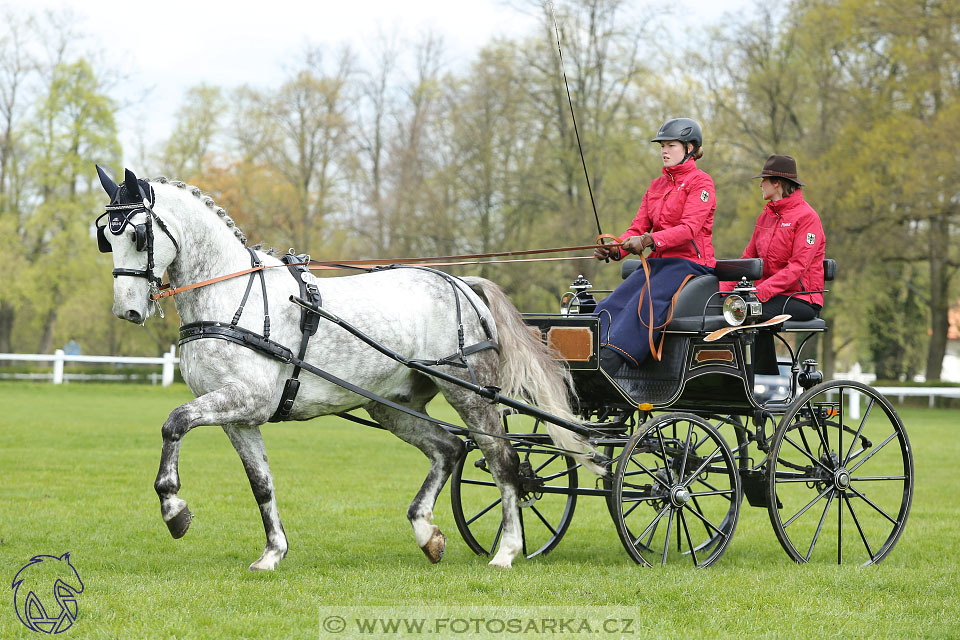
462, 277, 605, 476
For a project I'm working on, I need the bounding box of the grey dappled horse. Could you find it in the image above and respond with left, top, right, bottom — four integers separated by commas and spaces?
97, 167, 600, 570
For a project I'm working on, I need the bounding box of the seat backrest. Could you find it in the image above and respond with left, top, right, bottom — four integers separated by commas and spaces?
823, 258, 836, 282
671, 275, 720, 317
714, 258, 763, 282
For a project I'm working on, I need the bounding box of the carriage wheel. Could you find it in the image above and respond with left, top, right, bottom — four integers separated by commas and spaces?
767, 380, 914, 565
602, 413, 746, 550
450, 421, 578, 559
612, 412, 741, 567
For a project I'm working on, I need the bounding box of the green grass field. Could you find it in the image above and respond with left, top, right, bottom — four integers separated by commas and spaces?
1, 383, 957, 639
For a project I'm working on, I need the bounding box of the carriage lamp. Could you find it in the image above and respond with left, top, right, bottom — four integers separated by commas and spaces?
722, 294, 748, 326
560, 275, 596, 315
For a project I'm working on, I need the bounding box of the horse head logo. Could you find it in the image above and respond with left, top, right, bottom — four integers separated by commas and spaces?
11, 553, 84, 634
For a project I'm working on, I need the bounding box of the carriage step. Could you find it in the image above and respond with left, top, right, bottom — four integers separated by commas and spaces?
740, 469, 782, 509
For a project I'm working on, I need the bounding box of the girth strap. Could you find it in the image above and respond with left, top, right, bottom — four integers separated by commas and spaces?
270, 252, 324, 422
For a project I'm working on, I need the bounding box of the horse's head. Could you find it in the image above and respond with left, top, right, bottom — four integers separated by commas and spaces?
95, 166, 180, 324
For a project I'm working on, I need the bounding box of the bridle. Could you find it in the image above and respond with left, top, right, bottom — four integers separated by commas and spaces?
95, 181, 179, 317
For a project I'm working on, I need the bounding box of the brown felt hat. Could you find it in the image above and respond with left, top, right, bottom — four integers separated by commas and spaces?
753, 154, 805, 186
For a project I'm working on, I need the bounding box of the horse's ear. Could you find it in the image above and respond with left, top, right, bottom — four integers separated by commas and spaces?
96, 165, 118, 200
123, 168, 139, 200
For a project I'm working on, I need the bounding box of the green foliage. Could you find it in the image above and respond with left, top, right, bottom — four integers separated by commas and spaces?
2, 1, 958, 379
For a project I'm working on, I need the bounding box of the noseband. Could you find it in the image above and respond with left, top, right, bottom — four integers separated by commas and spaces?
95, 182, 179, 314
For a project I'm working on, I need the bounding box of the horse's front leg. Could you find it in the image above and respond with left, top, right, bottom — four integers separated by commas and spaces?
155, 383, 272, 540
222, 425, 288, 571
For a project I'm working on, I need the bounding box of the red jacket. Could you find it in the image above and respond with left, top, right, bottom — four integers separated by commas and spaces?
615, 160, 716, 267
726, 189, 826, 306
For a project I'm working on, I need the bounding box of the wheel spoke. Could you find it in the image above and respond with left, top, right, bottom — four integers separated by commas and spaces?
693, 476, 734, 502
678, 421, 694, 485
805, 490, 836, 561
849, 431, 900, 474
848, 485, 899, 525
682, 501, 727, 538
466, 497, 502, 526
806, 400, 831, 456
623, 498, 644, 519
539, 466, 577, 482
679, 509, 699, 567
782, 485, 832, 529
843, 493, 875, 561
529, 505, 558, 536
631, 503, 670, 548
782, 434, 833, 474
850, 475, 907, 481
681, 445, 723, 488
534, 454, 560, 474
656, 427, 675, 485
690, 495, 713, 538
661, 508, 675, 566
460, 478, 498, 487
844, 397, 875, 466
838, 484, 843, 565
688, 488, 734, 498
628, 456, 671, 490
488, 520, 504, 555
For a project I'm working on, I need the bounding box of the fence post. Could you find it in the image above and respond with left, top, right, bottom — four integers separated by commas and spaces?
849, 388, 859, 420
53, 349, 64, 384
162, 345, 176, 387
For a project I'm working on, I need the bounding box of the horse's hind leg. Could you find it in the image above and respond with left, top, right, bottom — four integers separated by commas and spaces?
366, 403, 465, 564
155, 383, 272, 541
442, 387, 523, 569
222, 425, 288, 571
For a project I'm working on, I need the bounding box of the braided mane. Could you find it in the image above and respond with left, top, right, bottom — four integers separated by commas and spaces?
150, 176, 247, 247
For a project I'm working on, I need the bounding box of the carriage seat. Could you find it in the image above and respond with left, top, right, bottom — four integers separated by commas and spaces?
779, 259, 835, 332
619, 258, 764, 333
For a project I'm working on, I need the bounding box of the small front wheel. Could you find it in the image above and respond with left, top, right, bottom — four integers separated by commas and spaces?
612, 412, 741, 567
451, 429, 578, 559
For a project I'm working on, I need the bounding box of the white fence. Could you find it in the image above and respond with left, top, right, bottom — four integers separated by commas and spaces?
0, 345, 179, 387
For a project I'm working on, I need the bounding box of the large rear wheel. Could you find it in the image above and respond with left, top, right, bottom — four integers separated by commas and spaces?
767, 380, 914, 565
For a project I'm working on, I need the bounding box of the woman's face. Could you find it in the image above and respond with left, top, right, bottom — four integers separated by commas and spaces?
660, 140, 687, 167
760, 177, 783, 201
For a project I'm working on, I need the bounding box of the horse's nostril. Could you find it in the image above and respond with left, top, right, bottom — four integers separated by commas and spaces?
125, 309, 142, 323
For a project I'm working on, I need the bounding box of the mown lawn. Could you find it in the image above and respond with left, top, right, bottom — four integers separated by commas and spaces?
0, 382, 957, 639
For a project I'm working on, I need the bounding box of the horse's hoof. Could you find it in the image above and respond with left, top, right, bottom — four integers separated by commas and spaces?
419, 526, 446, 564
165, 506, 193, 539
249, 548, 285, 571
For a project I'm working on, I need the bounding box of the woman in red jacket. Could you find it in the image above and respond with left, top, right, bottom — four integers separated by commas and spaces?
724, 154, 826, 373
593, 117, 717, 373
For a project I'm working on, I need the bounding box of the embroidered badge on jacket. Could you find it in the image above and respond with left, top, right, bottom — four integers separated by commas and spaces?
806, 233, 816, 245
700, 189, 709, 202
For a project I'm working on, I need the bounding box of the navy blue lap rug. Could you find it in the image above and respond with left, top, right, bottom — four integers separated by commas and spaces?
595, 258, 712, 367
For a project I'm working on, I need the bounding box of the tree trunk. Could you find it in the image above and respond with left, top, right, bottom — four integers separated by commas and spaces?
37, 305, 59, 354
925, 212, 950, 382
0, 302, 14, 355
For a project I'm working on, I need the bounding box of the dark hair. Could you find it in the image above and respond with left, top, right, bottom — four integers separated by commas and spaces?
775, 178, 799, 196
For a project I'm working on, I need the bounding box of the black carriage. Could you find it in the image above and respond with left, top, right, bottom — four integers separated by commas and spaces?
450, 258, 914, 567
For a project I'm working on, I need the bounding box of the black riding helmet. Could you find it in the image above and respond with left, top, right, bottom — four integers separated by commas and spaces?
651, 117, 702, 163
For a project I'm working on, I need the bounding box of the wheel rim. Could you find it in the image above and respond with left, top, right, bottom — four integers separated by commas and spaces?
450, 422, 578, 559
767, 380, 914, 565
613, 413, 741, 567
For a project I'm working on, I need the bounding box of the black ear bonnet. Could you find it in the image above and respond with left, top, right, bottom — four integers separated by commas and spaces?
95, 169, 155, 254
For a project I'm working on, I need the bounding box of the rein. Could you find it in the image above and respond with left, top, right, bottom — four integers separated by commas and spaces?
151, 238, 624, 301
